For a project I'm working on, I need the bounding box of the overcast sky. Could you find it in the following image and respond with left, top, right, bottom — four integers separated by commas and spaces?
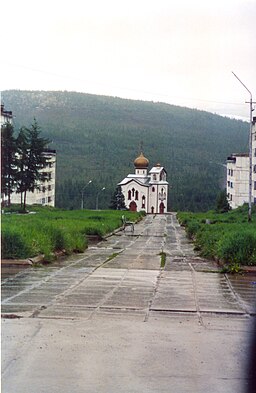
1, 0, 255, 119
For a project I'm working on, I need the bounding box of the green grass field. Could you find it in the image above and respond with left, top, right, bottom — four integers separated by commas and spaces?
177, 205, 256, 268
1, 206, 143, 261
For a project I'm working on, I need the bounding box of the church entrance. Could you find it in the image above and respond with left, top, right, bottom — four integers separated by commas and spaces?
129, 201, 137, 212
159, 202, 165, 214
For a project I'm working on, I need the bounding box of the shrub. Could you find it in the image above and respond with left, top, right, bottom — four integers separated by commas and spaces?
1, 229, 32, 259
186, 221, 201, 239
217, 230, 256, 265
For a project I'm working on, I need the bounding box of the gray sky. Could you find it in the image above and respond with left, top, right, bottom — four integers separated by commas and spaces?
1, 0, 255, 119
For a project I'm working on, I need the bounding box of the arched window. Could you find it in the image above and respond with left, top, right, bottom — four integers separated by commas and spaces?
128, 190, 131, 200
132, 188, 135, 197
152, 187, 155, 192
135, 190, 139, 200
142, 195, 146, 208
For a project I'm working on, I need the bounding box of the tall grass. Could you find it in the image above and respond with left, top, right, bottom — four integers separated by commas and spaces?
177, 205, 256, 266
1, 206, 143, 260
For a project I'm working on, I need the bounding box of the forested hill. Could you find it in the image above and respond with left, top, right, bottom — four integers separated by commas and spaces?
2, 90, 248, 211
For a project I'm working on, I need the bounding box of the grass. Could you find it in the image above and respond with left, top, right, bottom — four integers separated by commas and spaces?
159, 251, 166, 268
1, 205, 144, 261
177, 204, 256, 267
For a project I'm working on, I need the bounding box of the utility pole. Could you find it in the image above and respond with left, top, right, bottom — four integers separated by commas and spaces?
232, 72, 255, 222
96, 187, 105, 210
81, 180, 92, 210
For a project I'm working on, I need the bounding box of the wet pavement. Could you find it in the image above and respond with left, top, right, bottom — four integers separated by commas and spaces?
2, 213, 256, 393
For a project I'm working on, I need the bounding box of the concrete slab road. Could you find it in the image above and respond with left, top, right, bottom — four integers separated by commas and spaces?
2, 213, 256, 393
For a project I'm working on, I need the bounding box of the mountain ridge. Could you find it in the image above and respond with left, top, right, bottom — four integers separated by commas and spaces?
2, 90, 248, 211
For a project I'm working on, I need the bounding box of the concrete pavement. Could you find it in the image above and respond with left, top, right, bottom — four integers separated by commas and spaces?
2, 213, 256, 392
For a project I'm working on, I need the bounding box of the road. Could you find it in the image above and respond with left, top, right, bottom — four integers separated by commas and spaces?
2, 213, 256, 393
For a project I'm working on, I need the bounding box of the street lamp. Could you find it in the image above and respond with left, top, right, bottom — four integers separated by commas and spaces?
81, 180, 92, 210
232, 71, 255, 221
96, 187, 106, 210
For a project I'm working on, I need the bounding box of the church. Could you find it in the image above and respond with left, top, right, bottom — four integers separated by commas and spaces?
118, 152, 169, 214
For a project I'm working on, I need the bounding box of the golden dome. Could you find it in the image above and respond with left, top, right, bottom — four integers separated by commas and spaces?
134, 152, 149, 169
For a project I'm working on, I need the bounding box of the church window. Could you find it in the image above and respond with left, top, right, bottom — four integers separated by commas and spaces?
128, 190, 131, 200
142, 195, 145, 208
135, 190, 139, 200
132, 188, 135, 197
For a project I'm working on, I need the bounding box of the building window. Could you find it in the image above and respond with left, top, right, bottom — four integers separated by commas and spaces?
48, 196, 52, 203
132, 188, 135, 197
128, 190, 131, 200
153, 174, 156, 180
254, 165, 256, 173
254, 181, 256, 191
231, 169, 233, 176
152, 187, 155, 192
135, 190, 139, 200
142, 195, 145, 208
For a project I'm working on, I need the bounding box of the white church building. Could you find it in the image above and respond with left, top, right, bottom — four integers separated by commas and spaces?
118, 152, 169, 214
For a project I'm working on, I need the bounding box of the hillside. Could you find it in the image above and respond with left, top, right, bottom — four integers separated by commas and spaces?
2, 90, 248, 211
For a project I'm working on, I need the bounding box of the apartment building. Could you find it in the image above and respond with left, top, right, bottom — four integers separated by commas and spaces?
10, 149, 57, 207
227, 117, 256, 209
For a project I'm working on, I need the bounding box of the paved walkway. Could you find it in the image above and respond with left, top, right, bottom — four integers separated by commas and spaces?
2, 213, 256, 393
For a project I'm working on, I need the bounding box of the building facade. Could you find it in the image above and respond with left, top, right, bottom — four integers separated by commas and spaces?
1, 104, 13, 125
253, 117, 256, 205
226, 154, 249, 209
10, 149, 57, 207
118, 152, 169, 213
226, 117, 256, 209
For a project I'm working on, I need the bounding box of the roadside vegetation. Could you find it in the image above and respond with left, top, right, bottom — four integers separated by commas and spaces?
177, 205, 256, 269
1, 206, 143, 261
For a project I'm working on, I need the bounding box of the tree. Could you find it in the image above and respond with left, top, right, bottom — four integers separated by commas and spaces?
109, 186, 126, 210
15, 127, 29, 208
1, 122, 17, 206
16, 120, 50, 210
216, 190, 230, 213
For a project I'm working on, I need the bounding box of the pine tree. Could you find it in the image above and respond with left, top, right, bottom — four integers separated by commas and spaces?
1, 122, 17, 206
16, 120, 50, 210
109, 186, 126, 210
216, 190, 230, 213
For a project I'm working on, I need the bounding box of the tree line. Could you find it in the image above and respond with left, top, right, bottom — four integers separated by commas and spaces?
2, 90, 248, 212
1, 119, 50, 210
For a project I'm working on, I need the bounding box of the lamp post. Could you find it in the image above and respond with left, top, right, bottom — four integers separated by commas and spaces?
232, 72, 254, 221
96, 187, 105, 210
81, 180, 92, 210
